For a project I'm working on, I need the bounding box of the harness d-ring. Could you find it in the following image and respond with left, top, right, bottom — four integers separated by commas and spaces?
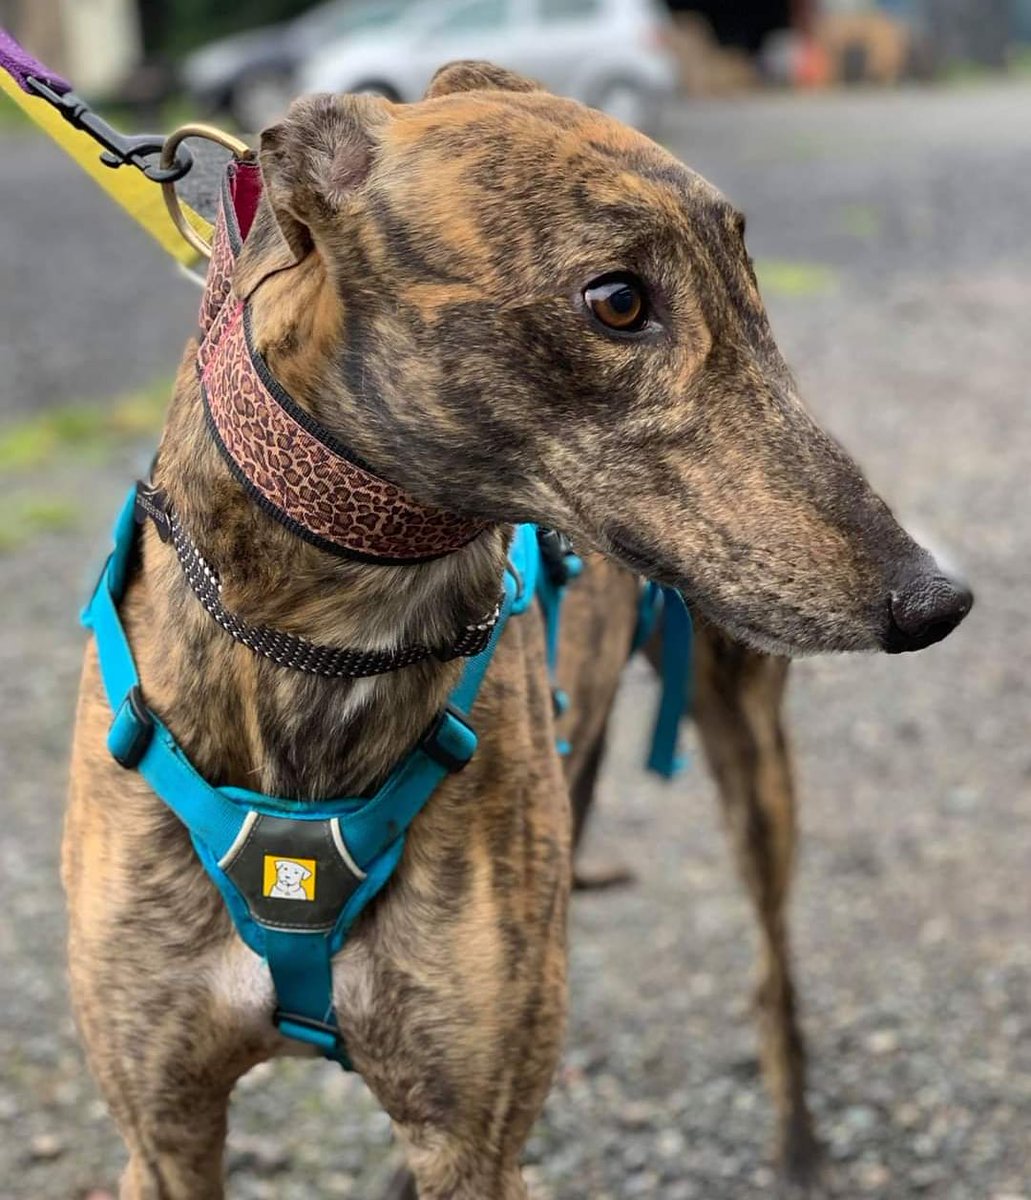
159, 123, 251, 259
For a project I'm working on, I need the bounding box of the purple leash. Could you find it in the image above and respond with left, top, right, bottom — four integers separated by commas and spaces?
0, 27, 193, 183
0, 26, 70, 94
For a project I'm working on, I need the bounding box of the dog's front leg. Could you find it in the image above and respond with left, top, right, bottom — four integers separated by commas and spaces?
65, 860, 250, 1200
114, 1086, 232, 1200
340, 713, 571, 1200
691, 621, 820, 1183
342, 889, 566, 1200
65, 863, 261, 1200
65, 652, 269, 1199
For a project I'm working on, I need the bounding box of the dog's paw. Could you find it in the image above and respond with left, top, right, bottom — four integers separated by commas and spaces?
778, 1112, 824, 1192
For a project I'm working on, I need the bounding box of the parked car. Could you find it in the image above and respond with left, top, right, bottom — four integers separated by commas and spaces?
300, 0, 679, 133
180, 0, 415, 130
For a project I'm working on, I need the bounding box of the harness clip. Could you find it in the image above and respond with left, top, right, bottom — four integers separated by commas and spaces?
273, 1009, 346, 1054
421, 706, 478, 773
108, 686, 155, 769
538, 529, 582, 587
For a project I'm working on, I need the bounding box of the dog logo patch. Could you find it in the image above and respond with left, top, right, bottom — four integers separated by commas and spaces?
263, 855, 316, 902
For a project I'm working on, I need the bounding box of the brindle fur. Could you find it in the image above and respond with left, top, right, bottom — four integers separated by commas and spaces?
563, 601, 818, 1178
65, 62, 964, 1198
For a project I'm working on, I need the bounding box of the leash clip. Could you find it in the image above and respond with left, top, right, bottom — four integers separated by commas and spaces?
24, 76, 193, 183
420, 706, 477, 773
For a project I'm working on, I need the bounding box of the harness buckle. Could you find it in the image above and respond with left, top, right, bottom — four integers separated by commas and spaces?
272, 1009, 346, 1054
420, 706, 477, 773
537, 529, 582, 586
107, 685, 155, 769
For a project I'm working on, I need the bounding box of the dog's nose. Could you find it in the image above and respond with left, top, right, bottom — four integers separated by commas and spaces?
883, 570, 973, 653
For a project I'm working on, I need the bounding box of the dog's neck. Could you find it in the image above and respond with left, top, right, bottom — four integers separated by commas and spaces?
141, 257, 508, 801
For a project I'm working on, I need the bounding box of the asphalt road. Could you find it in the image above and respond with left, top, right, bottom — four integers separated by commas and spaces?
0, 83, 1028, 1199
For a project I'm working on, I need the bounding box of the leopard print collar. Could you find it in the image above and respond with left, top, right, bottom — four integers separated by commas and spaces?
197, 160, 489, 565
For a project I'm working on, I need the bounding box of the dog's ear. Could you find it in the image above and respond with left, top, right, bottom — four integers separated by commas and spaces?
235, 92, 390, 299
425, 60, 541, 99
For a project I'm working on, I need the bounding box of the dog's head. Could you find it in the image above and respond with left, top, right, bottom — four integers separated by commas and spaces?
239, 61, 971, 656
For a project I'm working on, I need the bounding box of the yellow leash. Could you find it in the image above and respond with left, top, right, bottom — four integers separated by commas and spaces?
0, 27, 252, 264
0, 69, 212, 265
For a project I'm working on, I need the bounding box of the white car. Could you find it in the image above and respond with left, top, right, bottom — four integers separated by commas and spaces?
300, 0, 678, 133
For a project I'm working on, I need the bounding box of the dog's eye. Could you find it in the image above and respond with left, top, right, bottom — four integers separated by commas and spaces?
583, 274, 649, 334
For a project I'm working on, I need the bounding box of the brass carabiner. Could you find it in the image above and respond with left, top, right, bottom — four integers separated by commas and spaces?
159, 124, 251, 260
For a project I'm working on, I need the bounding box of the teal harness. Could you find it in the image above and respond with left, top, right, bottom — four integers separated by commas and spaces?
84, 486, 691, 1068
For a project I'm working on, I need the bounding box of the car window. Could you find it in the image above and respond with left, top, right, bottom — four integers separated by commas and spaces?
428, 0, 509, 36
540, 0, 600, 21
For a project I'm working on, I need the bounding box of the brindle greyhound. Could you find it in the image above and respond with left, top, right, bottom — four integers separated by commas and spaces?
64, 63, 971, 1199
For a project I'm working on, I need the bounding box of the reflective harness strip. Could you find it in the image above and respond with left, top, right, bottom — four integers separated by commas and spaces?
84, 487, 539, 1067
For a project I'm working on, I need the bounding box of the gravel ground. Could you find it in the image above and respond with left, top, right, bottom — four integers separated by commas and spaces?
0, 83, 1029, 1199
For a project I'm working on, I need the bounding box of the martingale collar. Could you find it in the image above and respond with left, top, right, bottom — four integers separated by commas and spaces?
199, 159, 489, 565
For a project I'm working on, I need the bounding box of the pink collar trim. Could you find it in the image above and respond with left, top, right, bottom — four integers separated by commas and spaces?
196, 160, 488, 564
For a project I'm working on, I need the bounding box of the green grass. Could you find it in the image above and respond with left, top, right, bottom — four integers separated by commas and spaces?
0, 494, 81, 551
755, 259, 839, 298
97, 94, 240, 136
1010, 47, 1031, 78
0, 377, 170, 474
940, 61, 996, 87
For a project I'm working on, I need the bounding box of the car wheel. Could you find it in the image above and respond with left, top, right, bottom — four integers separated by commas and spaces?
593, 79, 661, 135
230, 68, 297, 132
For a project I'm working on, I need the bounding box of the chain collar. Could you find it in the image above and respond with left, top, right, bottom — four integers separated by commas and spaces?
135, 484, 501, 678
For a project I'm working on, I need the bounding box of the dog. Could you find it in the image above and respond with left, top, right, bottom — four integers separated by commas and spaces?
64, 61, 971, 1199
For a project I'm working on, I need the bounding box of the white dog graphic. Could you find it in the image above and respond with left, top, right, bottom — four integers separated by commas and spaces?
268, 859, 313, 901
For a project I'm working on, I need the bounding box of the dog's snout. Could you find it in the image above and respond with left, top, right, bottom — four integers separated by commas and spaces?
883, 570, 973, 653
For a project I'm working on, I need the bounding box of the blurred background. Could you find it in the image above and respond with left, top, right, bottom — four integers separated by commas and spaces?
0, 2, 1028, 1198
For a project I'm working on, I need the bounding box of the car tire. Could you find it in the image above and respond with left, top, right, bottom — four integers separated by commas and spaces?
230, 68, 297, 133
349, 81, 402, 102
592, 78, 662, 136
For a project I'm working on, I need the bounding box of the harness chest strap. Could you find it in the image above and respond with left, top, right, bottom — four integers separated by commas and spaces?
85, 486, 538, 1067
